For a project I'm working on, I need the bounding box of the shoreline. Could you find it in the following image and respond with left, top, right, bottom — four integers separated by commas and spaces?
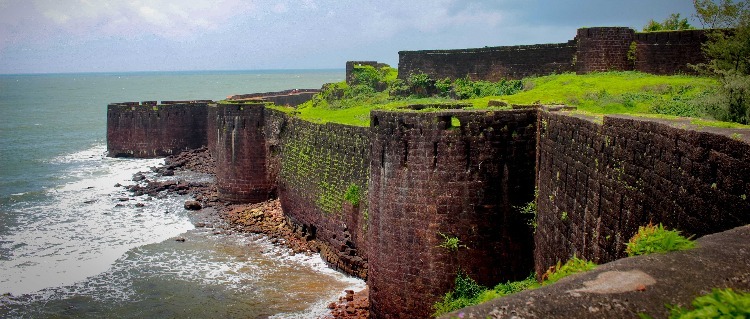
128, 148, 369, 318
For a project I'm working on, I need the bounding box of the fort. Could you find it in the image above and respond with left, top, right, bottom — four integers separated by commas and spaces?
107, 27, 750, 318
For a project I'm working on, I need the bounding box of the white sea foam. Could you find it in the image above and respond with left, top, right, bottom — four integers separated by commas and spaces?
0, 144, 194, 296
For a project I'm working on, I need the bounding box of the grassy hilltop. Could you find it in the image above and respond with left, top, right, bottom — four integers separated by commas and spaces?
262, 65, 748, 129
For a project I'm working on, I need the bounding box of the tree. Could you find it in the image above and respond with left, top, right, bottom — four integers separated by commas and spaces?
693, 0, 750, 123
643, 13, 695, 31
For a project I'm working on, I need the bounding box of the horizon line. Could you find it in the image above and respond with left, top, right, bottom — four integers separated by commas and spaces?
0, 68, 346, 76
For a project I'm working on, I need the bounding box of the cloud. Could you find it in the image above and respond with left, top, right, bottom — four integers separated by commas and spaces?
23, 0, 257, 40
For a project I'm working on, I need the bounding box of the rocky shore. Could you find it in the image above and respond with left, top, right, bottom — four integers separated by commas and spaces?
122, 148, 369, 318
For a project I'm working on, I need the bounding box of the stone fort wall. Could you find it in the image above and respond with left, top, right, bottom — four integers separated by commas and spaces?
534, 109, 750, 276
106, 101, 208, 158
107, 100, 750, 319
397, 27, 710, 80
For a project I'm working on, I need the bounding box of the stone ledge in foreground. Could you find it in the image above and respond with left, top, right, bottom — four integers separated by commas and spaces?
442, 224, 750, 319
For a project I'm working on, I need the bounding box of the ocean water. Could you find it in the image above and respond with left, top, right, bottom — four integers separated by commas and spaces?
0, 70, 364, 318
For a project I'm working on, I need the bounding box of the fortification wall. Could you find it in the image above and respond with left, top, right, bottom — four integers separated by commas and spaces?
535, 110, 750, 275
368, 109, 538, 319
575, 27, 635, 73
398, 27, 713, 81
213, 102, 277, 203
270, 110, 371, 278
398, 42, 576, 81
106, 101, 208, 158
634, 29, 708, 75
227, 89, 320, 107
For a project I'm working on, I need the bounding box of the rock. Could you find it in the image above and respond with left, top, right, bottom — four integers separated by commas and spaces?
184, 200, 202, 210
114, 183, 122, 187
132, 173, 145, 181
161, 169, 175, 176
135, 203, 145, 207
175, 237, 186, 242
488, 100, 509, 107
328, 302, 337, 309
118, 197, 130, 201
83, 200, 96, 204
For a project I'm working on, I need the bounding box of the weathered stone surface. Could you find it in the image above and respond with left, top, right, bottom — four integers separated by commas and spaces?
368, 109, 538, 319
107, 101, 209, 158
441, 225, 750, 319
535, 110, 750, 276
398, 27, 709, 81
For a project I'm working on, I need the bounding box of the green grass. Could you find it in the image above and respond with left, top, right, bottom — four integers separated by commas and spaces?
432, 256, 596, 317
626, 223, 696, 256
267, 71, 728, 127
640, 288, 750, 319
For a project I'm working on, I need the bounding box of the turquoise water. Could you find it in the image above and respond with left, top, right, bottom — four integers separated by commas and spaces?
0, 70, 364, 318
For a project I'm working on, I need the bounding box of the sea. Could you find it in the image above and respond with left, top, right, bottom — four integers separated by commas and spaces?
0, 70, 365, 318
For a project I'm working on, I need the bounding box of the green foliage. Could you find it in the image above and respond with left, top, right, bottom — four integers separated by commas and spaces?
541, 256, 597, 284
432, 271, 488, 317
627, 41, 638, 66
344, 184, 361, 206
516, 189, 538, 230
643, 13, 694, 31
626, 223, 696, 256
437, 232, 465, 251
289, 72, 726, 127
433, 256, 596, 317
350, 65, 398, 91
669, 288, 750, 318
693, 0, 750, 124
641, 288, 750, 319
693, 0, 748, 28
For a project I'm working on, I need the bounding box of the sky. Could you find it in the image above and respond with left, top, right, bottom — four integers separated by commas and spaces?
0, 0, 699, 74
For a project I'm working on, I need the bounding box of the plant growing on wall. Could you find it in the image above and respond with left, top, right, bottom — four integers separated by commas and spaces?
541, 255, 597, 284
344, 183, 361, 206
625, 223, 696, 256
516, 189, 538, 231
437, 232, 466, 251
433, 256, 597, 317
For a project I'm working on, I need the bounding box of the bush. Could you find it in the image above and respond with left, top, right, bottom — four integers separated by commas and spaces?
626, 223, 695, 256
641, 288, 750, 319
433, 257, 595, 317
541, 255, 597, 284
668, 288, 750, 319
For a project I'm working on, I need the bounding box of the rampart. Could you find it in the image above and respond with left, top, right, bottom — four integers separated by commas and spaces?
534, 109, 750, 275
398, 27, 710, 80
106, 101, 208, 157
368, 109, 537, 318
108, 99, 750, 318
227, 89, 320, 107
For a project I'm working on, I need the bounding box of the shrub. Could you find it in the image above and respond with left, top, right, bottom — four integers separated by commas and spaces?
541, 255, 597, 284
626, 223, 695, 256
668, 288, 750, 319
437, 232, 465, 251
640, 288, 750, 319
432, 271, 486, 317
433, 256, 595, 317
344, 184, 361, 206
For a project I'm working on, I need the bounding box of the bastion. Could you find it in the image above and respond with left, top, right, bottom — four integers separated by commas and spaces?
106, 26, 749, 318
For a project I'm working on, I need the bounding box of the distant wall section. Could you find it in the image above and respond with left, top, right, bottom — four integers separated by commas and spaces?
398, 42, 576, 81
107, 101, 209, 158
398, 27, 712, 81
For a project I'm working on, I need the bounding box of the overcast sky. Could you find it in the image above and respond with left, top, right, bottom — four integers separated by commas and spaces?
0, 0, 699, 74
